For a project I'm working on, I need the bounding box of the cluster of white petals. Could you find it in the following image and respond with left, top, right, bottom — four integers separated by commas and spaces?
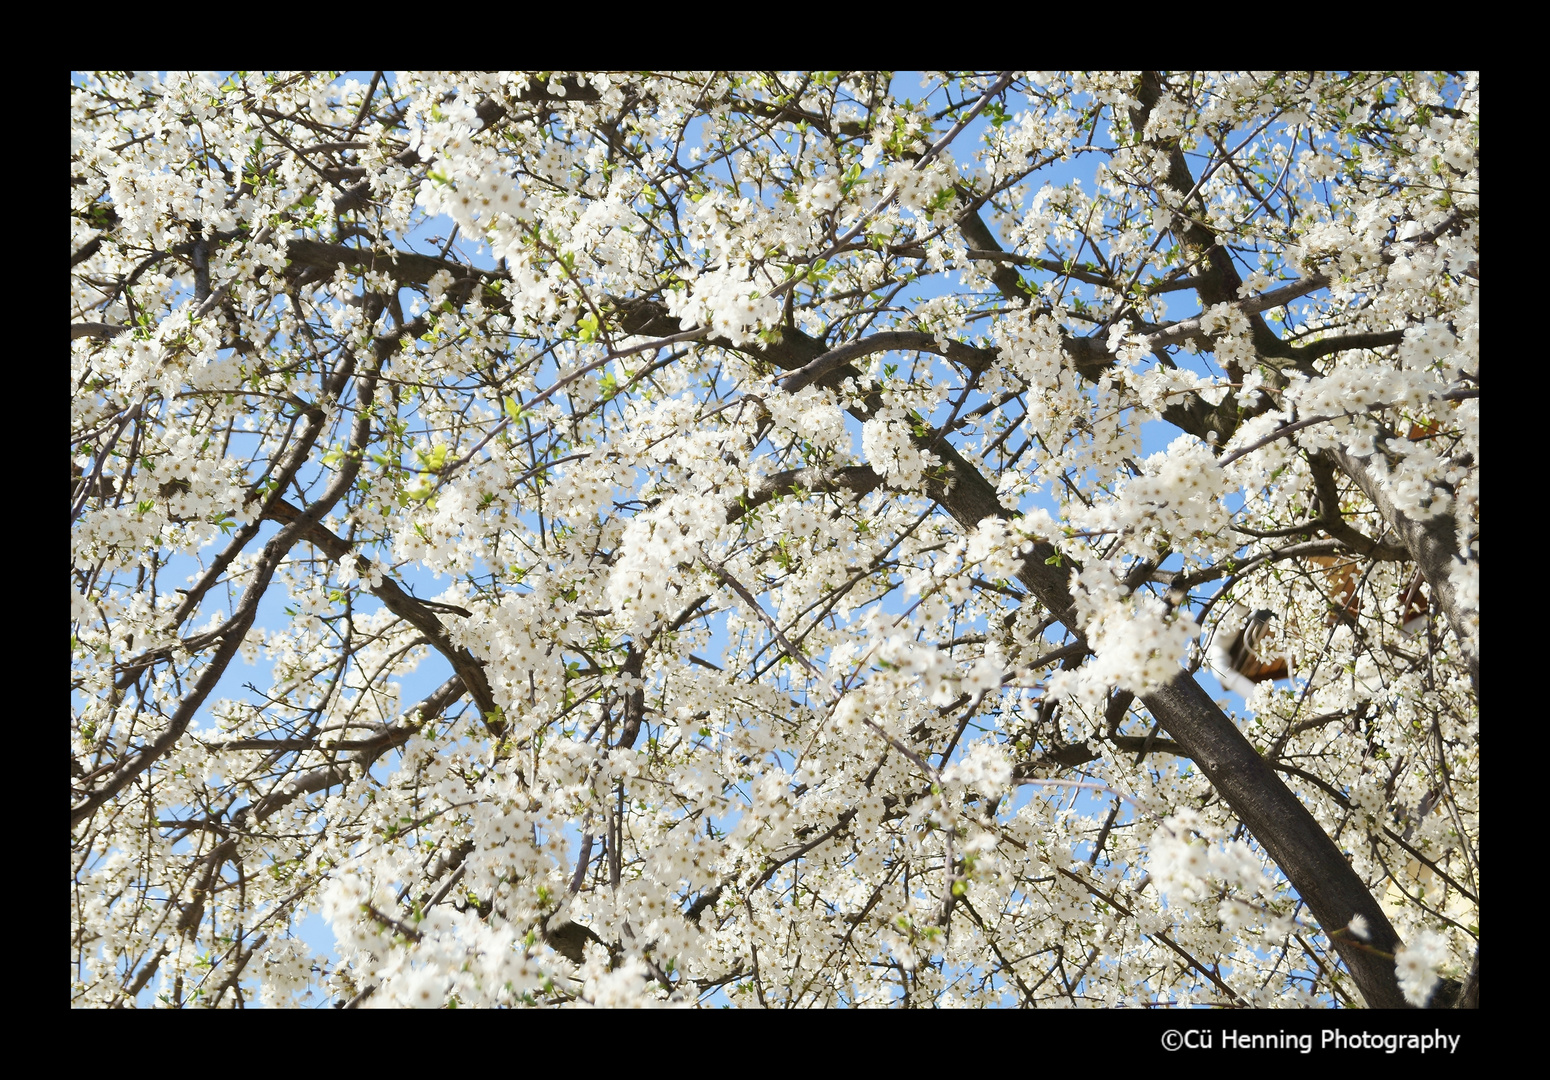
1052, 566, 1199, 702
665, 264, 782, 347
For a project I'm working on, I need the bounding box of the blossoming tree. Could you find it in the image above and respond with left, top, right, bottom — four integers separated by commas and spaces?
70, 71, 1478, 1008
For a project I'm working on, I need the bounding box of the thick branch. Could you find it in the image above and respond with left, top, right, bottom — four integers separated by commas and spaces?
778, 331, 998, 394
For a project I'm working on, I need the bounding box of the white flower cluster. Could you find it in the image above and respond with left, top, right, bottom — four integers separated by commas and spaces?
861, 410, 938, 490
867, 627, 1007, 711
465, 593, 572, 715
417, 151, 536, 240
1287, 362, 1439, 423
1197, 301, 1258, 371
1147, 811, 1272, 906
1106, 320, 1149, 370
664, 264, 780, 346
604, 510, 696, 632
1068, 435, 1232, 560
1397, 318, 1460, 372
885, 156, 957, 218
985, 308, 1062, 385
940, 741, 1013, 797
322, 855, 571, 1008
1049, 565, 1197, 703
1125, 361, 1225, 416
766, 387, 849, 454
1198, 301, 1252, 340
1394, 929, 1448, 1007
496, 254, 574, 335
962, 515, 1044, 585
